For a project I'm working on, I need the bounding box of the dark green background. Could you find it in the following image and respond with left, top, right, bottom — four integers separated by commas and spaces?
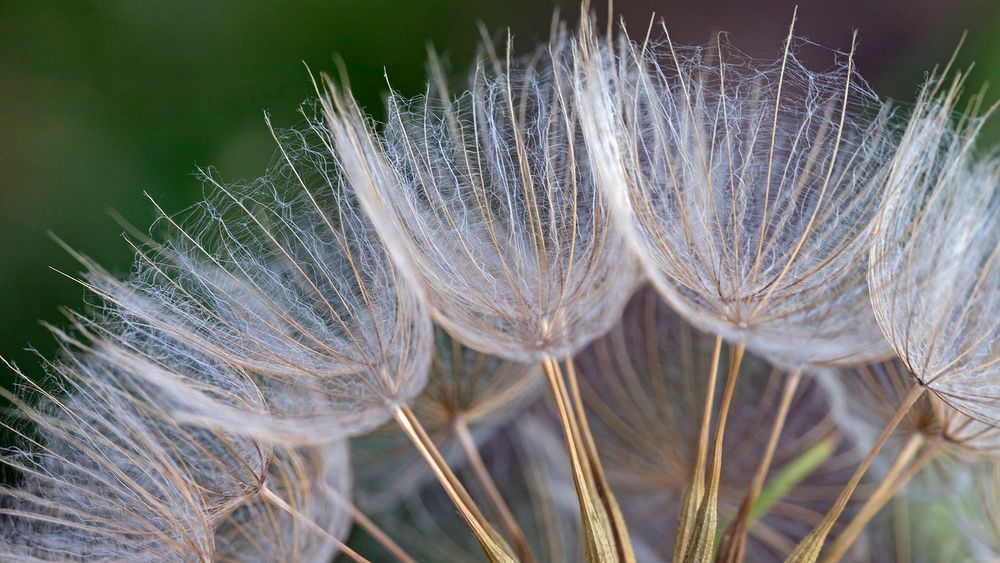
1, 0, 998, 387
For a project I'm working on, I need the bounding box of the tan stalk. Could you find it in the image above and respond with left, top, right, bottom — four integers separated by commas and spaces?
392, 406, 518, 563
820, 435, 942, 562
259, 486, 371, 563
717, 369, 803, 563
565, 358, 636, 563
674, 335, 725, 562
892, 496, 912, 563
542, 357, 619, 562
685, 343, 746, 563
785, 384, 926, 563
322, 484, 417, 563
453, 415, 537, 563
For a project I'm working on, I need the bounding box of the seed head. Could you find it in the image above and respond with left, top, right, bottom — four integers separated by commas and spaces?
869, 74, 1000, 428
334, 25, 641, 363
92, 107, 433, 443
578, 30, 897, 369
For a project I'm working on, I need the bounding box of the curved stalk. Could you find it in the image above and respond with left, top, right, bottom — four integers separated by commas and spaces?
453, 415, 537, 563
717, 369, 802, 562
259, 485, 370, 563
393, 406, 517, 563
784, 384, 926, 563
820, 435, 942, 562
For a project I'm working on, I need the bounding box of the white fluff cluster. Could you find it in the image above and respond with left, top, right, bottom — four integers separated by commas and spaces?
335, 27, 641, 363
0, 327, 270, 560
577, 30, 899, 370
1, 305, 357, 561
93, 108, 433, 443
869, 76, 1000, 427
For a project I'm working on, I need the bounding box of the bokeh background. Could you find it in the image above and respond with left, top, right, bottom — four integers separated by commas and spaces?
0, 0, 998, 386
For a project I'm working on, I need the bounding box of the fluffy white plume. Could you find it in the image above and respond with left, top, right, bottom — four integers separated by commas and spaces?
88, 107, 433, 443
333, 26, 641, 363
577, 31, 897, 369
0, 343, 267, 561
869, 77, 1000, 428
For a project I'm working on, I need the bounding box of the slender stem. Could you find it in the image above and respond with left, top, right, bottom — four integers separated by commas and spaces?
453, 415, 537, 563
259, 485, 370, 563
819, 435, 939, 563
322, 485, 417, 563
563, 358, 606, 484
541, 358, 590, 489
890, 439, 946, 487
892, 493, 911, 563
698, 336, 726, 483
708, 342, 746, 500
542, 357, 616, 562
674, 335, 724, 562
564, 358, 635, 562
545, 359, 594, 480
393, 406, 516, 562
785, 384, 926, 563
685, 342, 745, 562
717, 369, 802, 563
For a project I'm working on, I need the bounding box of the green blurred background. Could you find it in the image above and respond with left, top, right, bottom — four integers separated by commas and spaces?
0, 0, 998, 386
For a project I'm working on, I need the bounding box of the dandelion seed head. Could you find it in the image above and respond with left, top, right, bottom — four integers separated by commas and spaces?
94, 107, 433, 443
579, 33, 897, 369
0, 351, 234, 561
336, 26, 641, 363
869, 80, 1000, 428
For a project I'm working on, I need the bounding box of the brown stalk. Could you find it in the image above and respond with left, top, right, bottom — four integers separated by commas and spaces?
685, 342, 746, 563
453, 415, 537, 563
565, 357, 636, 563
820, 435, 942, 562
259, 485, 370, 563
322, 484, 417, 563
542, 357, 619, 562
785, 384, 926, 563
717, 369, 802, 563
393, 406, 517, 563
674, 335, 724, 562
